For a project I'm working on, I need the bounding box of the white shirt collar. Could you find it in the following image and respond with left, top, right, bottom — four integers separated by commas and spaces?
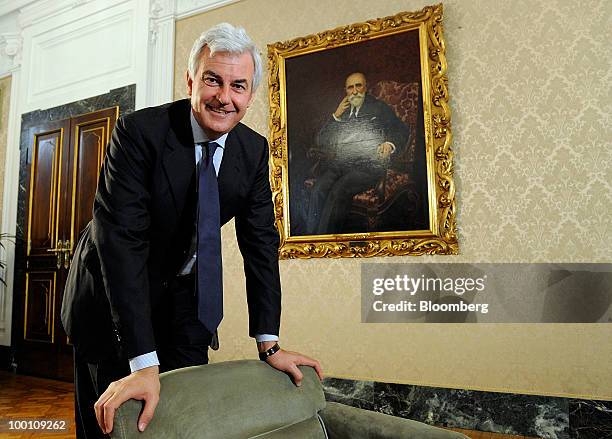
190, 110, 228, 149
349, 102, 363, 117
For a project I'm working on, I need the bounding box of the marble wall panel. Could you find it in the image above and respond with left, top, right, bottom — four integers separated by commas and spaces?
324, 377, 611, 439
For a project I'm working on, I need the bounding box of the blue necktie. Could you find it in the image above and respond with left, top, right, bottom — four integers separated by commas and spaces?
197, 141, 223, 333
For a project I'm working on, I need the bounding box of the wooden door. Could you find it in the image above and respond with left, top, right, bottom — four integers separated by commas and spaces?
18, 107, 118, 381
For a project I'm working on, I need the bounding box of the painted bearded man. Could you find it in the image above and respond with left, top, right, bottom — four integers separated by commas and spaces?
308, 72, 411, 234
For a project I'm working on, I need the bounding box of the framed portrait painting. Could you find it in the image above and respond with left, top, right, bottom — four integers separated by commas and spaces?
267, 4, 457, 258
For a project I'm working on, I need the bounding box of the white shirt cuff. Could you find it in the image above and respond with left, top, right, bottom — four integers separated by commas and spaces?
129, 336, 278, 371
332, 113, 341, 122
129, 351, 160, 373
254, 334, 279, 343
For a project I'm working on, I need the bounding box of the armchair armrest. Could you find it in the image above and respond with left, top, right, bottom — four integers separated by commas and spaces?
319, 402, 469, 439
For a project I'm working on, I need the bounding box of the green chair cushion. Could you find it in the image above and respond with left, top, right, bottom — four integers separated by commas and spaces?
320, 402, 469, 439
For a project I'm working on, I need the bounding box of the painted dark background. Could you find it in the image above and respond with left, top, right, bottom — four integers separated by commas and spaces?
284, 29, 424, 236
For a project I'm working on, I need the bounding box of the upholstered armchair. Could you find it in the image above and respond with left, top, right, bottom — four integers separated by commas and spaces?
111, 360, 468, 439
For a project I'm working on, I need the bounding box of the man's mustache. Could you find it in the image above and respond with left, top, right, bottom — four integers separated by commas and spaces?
348, 93, 365, 106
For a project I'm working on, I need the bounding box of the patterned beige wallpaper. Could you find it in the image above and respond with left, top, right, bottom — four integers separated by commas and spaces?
0, 76, 11, 219
175, 0, 612, 399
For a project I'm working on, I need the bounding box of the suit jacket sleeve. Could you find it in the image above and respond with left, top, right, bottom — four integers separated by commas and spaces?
235, 138, 282, 337
374, 98, 412, 155
92, 115, 156, 359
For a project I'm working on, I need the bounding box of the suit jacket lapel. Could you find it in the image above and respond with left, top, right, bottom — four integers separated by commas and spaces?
162, 100, 196, 217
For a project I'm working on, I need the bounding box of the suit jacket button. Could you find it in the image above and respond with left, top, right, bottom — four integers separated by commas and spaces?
162, 280, 168, 288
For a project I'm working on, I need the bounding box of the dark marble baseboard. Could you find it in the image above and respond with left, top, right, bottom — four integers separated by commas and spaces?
323, 377, 610, 438
569, 400, 612, 439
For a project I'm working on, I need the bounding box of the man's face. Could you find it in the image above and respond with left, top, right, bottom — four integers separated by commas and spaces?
345, 73, 367, 107
186, 46, 255, 139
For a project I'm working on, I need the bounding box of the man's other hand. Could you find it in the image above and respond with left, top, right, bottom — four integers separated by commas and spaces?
264, 348, 323, 386
94, 365, 160, 434
334, 96, 350, 119
377, 142, 394, 159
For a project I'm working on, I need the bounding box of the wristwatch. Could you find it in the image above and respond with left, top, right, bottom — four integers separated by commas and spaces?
258, 343, 280, 361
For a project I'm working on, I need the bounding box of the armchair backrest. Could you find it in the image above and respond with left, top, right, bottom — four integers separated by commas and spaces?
112, 360, 326, 439
370, 80, 420, 129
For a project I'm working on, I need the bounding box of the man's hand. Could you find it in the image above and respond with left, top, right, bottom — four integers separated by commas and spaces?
94, 365, 160, 434
377, 142, 395, 160
333, 96, 350, 119
259, 342, 323, 386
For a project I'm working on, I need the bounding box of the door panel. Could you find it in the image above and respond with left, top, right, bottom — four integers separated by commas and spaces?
18, 107, 118, 381
19, 120, 70, 378
26, 123, 69, 257
23, 272, 56, 343
68, 108, 117, 249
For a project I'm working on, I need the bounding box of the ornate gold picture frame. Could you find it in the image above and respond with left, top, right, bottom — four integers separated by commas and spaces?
267, 4, 457, 259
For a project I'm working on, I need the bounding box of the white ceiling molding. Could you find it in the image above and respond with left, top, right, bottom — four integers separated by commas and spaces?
0, 0, 36, 17
175, 0, 242, 20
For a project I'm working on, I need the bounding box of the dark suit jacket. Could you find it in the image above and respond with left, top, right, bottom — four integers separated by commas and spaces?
62, 99, 281, 363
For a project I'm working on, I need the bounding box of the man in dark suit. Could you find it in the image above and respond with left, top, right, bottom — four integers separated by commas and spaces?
62, 23, 321, 438
307, 72, 411, 234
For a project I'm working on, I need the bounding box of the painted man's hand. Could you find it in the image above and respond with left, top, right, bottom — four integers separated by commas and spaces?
94, 365, 160, 434
265, 348, 323, 386
334, 96, 350, 119
377, 142, 394, 159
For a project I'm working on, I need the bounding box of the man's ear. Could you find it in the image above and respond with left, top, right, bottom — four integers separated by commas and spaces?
186, 70, 193, 97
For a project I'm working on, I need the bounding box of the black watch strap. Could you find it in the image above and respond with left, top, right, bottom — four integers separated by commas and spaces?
258, 343, 280, 361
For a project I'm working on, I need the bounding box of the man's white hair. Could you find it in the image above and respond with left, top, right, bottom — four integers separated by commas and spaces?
188, 22, 263, 91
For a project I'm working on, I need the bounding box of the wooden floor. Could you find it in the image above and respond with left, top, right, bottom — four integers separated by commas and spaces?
0, 371, 75, 438
0, 371, 538, 438
447, 428, 538, 439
